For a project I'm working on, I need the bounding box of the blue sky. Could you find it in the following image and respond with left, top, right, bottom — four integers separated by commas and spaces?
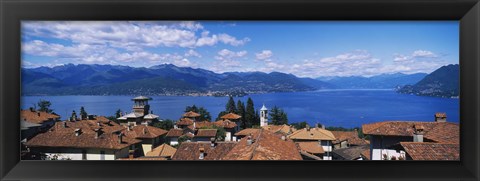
21, 21, 459, 78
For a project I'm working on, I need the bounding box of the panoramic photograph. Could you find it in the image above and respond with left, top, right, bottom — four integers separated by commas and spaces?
20, 21, 459, 161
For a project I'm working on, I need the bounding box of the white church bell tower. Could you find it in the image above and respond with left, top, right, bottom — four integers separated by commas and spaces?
260, 104, 268, 127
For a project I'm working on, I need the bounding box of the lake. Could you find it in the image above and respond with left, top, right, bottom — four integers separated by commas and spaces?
21, 89, 459, 128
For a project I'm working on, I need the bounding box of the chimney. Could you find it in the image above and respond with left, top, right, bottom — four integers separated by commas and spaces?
435, 112, 447, 122
321, 124, 325, 129
74, 129, 81, 136
118, 133, 124, 144
281, 135, 286, 141
413, 124, 424, 142
94, 128, 101, 139
63, 121, 67, 128
143, 127, 147, 134
306, 124, 310, 131
210, 137, 216, 148
37, 112, 41, 117
247, 135, 253, 145
97, 122, 101, 126
199, 147, 205, 160
193, 122, 196, 129
128, 149, 134, 159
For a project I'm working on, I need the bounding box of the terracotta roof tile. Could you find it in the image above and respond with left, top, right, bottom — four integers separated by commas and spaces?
296, 142, 325, 154
21, 110, 60, 124
214, 120, 237, 129
400, 142, 459, 160
220, 113, 241, 120
166, 129, 184, 137
176, 118, 194, 126
124, 125, 167, 139
183, 111, 201, 118
331, 130, 369, 145
435, 112, 447, 118
171, 142, 236, 160
146, 143, 177, 157
235, 128, 261, 136
331, 145, 370, 160
262, 124, 292, 135
223, 129, 302, 160
195, 129, 217, 137
362, 121, 459, 143
288, 128, 336, 141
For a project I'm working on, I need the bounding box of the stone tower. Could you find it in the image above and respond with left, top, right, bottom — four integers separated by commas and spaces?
260, 104, 268, 127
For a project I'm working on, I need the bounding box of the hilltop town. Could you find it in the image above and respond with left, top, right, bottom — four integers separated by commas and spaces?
21, 96, 459, 161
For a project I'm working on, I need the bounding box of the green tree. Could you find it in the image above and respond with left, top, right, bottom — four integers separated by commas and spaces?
269, 106, 288, 125
225, 96, 236, 113
245, 97, 256, 127
290, 121, 309, 129
152, 119, 175, 130
185, 105, 199, 113
115, 109, 122, 118
37, 100, 53, 113
80, 106, 88, 120
236, 100, 247, 129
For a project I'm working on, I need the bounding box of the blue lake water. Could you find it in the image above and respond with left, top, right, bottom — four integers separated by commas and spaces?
21, 89, 459, 128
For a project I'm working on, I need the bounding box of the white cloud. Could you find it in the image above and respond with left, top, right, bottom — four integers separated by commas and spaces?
23, 21, 249, 50
22, 40, 195, 67
255, 50, 273, 60
184, 49, 202, 58
412, 50, 437, 58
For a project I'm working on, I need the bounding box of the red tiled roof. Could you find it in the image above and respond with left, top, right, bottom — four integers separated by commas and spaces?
235, 128, 261, 136
171, 142, 237, 160
26, 130, 140, 150
362, 121, 459, 143
296, 142, 325, 154
262, 124, 292, 135
331, 145, 370, 160
221, 113, 241, 120
146, 143, 177, 157
223, 129, 302, 160
195, 129, 217, 137
288, 128, 336, 141
331, 130, 369, 145
166, 129, 184, 137
183, 111, 201, 118
21, 110, 60, 124
400, 142, 459, 160
124, 125, 167, 139
214, 120, 237, 129
176, 118, 194, 126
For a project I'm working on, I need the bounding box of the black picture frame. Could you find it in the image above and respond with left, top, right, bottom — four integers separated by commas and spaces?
1, 0, 479, 180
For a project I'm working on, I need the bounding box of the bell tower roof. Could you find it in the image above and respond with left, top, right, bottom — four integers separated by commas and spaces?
260, 104, 268, 111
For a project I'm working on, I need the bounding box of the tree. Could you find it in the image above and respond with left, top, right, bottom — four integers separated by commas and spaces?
70, 110, 78, 120
269, 106, 288, 125
80, 106, 88, 120
225, 96, 236, 113
236, 100, 247, 129
115, 109, 122, 118
185, 105, 199, 113
245, 97, 256, 127
37, 100, 53, 113
152, 119, 175, 130
290, 121, 309, 129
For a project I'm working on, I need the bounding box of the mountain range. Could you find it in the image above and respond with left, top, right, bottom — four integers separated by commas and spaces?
22, 63, 433, 96
396, 64, 459, 98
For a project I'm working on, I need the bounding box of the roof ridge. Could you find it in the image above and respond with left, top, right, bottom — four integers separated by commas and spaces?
248, 129, 263, 160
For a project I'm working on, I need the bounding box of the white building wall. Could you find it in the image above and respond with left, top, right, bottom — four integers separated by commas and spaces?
43, 148, 117, 160
225, 132, 232, 141
372, 149, 406, 160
